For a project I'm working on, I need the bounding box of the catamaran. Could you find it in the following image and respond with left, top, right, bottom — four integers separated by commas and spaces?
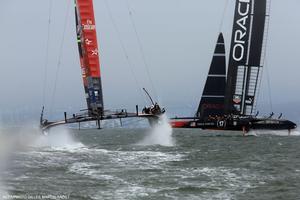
171, 0, 296, 133
40, 0, 164, 131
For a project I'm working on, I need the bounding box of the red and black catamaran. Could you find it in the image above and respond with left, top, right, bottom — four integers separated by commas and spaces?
171, 0, 296, 133
40, 0, 164, 131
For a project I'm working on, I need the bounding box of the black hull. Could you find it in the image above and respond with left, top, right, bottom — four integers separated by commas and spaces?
171, 117, 297, 132
40, 106, 164, 132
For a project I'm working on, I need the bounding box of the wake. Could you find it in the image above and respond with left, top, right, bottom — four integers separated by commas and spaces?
248, 129, 300, 136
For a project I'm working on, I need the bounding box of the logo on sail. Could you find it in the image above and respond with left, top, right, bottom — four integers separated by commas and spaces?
232, 0, 251, 62
245, 96, 254, 105
233, 95, 242, 104
85, 39, 92, 45
83, 19, 96, 30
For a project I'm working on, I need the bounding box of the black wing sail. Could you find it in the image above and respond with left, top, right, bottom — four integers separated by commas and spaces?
224, 0, 270, 116
196, 33, 226, 118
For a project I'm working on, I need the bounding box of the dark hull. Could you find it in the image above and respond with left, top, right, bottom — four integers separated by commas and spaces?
171, 117, 297, 132
40, 104, 165, 132
40, 109, 163, 131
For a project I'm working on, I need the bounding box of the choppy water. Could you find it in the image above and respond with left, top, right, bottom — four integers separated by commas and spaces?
1, 126, 300, 200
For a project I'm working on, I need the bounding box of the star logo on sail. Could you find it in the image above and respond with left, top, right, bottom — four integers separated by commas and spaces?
92, 49, 99, 56
85, 39, 92, 45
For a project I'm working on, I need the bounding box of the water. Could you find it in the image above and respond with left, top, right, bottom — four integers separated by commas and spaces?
1, 127, 300, 200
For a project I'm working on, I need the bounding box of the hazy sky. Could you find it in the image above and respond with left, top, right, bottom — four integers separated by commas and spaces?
0, 0, 299, 119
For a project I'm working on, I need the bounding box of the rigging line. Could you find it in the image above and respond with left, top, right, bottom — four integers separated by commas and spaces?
218, 0, 230, 33
194, 0, 229, 116
256, 0, 273, 114
103, 0, 147, 104
266, 0, 273, 113
125, 0, 158, 101
42, 0, 53, 109
265, 59, 273, 112
49, 0, 72, 117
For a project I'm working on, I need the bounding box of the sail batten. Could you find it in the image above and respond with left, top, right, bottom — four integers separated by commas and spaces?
75, 0, 104, 116
196, 33, 226, 118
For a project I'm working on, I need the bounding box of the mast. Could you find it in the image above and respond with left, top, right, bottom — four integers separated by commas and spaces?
196, 33, 226, 118
224, 0, 270, 116
75, 0, 104, 116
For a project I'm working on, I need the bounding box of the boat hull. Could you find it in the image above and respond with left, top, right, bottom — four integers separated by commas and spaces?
170, 117, 297, 131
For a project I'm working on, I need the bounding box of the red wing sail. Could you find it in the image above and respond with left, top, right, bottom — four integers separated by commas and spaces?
75, 0, 104, 116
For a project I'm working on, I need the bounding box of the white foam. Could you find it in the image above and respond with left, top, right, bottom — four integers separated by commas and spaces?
32, 126, 85, 151
245, 131, 258, 137
177, 167, 268, 199
0, 129, 9, 198
290, 129, 300, 136
110, 151, 183, 169
69, 162, 120, 181
93, 185, 158, 200
0, 184, 9, 199
249, 129, 300, 136
137, 114, 174, 146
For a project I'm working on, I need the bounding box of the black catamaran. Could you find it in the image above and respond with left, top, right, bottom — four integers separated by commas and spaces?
171, 0, 296, 132
40, 0, 164, 131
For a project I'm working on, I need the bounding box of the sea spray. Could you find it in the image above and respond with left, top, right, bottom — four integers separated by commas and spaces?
0, 183, 8, 200
137, 114, 174, 146
33, 126, 84, 150
291, 129, 300, 136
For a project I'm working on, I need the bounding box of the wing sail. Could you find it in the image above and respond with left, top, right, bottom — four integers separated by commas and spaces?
75, 0, 104, 116
225, 0, 270, 115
